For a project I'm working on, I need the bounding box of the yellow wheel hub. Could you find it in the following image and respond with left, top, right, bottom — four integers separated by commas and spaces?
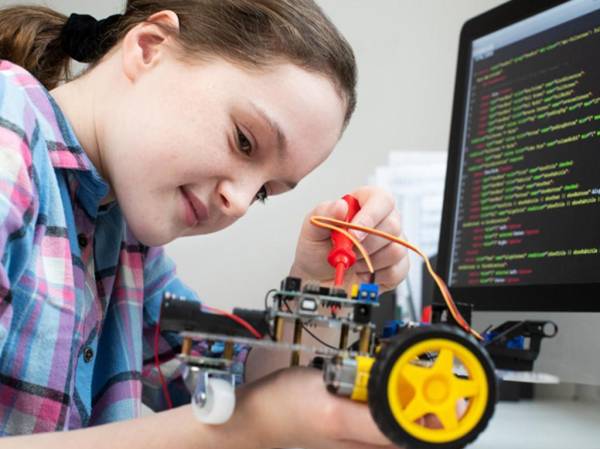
424, 376, 449, 403
387, 338, 488, 443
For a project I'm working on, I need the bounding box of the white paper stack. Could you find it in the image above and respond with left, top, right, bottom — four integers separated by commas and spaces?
369, 150, 448, 319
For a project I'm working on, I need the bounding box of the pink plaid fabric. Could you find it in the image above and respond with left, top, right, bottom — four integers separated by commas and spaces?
0, 61, 233, 435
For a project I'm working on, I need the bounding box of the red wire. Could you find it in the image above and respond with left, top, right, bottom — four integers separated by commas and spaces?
154, 321, 173, 409
153, 300, 262, 412
202, 305, 263, 339
154, 303, 261, 410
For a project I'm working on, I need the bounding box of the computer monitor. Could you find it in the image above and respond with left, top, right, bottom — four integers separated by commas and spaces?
436, 0, 600, 312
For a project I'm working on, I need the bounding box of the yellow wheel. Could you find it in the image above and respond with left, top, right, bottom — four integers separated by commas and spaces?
368, 324, 496, 449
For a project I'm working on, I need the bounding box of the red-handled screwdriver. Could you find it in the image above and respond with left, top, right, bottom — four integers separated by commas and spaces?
327, 195, 361, 286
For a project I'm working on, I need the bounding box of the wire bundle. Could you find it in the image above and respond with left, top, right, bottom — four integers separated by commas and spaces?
309, 215, 483, 341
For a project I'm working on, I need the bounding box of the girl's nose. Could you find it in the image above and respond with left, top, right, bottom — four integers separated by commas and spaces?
217, 181, 253, 219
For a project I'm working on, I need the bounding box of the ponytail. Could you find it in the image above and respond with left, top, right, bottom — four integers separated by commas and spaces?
0, 6, 70, 90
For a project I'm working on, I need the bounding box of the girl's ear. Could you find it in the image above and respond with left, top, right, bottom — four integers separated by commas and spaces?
121, 10, 180, 82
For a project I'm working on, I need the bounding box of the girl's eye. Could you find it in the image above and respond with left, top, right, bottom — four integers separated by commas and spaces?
234, 125, 266, 203
236, 126, 253, 155
255, 185, 269, 203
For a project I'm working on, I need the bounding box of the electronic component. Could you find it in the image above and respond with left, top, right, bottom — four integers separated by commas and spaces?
160, 294, 268, 338
280, 276, 301, 292
356, 283, 379, 302
299, 296, 319, 315
302, 282, 321, 295
330, 287, 347, 298
161, 194, 504, 449
382, 320, 402, 338
353, 302, 372, 324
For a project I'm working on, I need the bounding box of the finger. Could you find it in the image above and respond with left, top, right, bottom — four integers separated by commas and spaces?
356, 256, 410, 291
419, 399, 467, 429
354, 241, 408, 274
355, 211, 403, 258
303, 199, 348, 242
348, 187, 395, 241
422, 413, 443, 429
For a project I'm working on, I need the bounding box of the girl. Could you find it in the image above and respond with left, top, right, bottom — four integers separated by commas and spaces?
0, 1, 409, 447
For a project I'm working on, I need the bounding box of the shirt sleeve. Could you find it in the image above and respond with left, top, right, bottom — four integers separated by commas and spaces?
141, 245, 200, 368
0, 129, 36, 355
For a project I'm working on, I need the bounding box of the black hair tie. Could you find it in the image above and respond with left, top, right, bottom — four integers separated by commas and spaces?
60, 13, 123, 63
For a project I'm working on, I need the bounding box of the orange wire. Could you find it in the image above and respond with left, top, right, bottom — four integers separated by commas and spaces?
310, 216, 483, 341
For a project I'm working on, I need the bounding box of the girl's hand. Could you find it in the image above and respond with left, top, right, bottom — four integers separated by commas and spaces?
246, 366, 399, 449
242, 366, 468, 449
290, 186, 409, 292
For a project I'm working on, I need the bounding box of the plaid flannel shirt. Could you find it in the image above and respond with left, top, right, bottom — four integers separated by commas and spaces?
0, 61, 230, 435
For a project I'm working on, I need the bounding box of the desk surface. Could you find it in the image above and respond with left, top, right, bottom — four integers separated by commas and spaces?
471, 398, 600, 449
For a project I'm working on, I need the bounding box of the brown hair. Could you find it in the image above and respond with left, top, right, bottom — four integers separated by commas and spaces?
0, 1, 357, 124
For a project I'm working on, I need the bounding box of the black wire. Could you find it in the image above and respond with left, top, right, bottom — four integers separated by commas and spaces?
302, 325, 340, 350
282, 299, 339, 350
264, 288, 277, 310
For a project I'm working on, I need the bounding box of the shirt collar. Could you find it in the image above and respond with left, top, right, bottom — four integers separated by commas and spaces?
46, 93, 111, 218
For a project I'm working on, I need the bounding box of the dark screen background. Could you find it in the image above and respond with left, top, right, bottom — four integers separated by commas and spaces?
450, 9, 600, 288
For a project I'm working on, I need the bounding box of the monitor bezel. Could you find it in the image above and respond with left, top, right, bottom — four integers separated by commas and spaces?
435, 0, 600, 312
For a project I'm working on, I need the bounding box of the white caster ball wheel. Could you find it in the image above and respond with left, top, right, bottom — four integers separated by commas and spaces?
192, 378, 236, 424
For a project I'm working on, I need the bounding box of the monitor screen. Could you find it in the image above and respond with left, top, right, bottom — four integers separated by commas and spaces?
438, 0, 600, 310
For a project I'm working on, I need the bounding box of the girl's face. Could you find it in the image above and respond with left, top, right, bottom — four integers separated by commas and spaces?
100, 57, 346, 246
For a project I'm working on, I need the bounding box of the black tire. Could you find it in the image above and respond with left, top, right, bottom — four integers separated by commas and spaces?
368, 324, 497, 449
